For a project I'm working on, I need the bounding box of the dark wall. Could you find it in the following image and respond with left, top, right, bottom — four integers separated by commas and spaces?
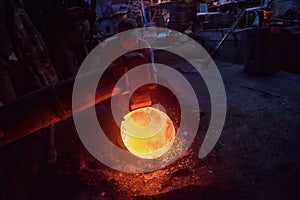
271, 0, 300, 18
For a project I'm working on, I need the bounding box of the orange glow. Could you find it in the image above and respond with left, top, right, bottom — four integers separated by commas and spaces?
121, 107, 175, 159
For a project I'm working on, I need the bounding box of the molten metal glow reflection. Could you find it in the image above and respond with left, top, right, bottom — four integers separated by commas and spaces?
121, 107, 175, 159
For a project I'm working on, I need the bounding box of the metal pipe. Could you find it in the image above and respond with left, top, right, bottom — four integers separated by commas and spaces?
0, 72, 120, 147
89, 0, 97, 41
210, 10, 246, 57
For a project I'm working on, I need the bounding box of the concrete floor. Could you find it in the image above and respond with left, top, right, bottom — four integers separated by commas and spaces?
0, 59, 299, 199
206, 61, 300, 200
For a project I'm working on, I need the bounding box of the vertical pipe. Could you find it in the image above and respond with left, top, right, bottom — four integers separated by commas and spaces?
140, 0, 148, 27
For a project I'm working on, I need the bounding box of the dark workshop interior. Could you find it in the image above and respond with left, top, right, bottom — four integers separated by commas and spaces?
0, 0, 300, 199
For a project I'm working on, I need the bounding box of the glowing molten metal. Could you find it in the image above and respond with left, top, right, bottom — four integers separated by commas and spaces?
121, 107, 175, 159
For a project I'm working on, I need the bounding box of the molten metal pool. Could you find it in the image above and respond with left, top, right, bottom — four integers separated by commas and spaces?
121, 107, 175, 159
